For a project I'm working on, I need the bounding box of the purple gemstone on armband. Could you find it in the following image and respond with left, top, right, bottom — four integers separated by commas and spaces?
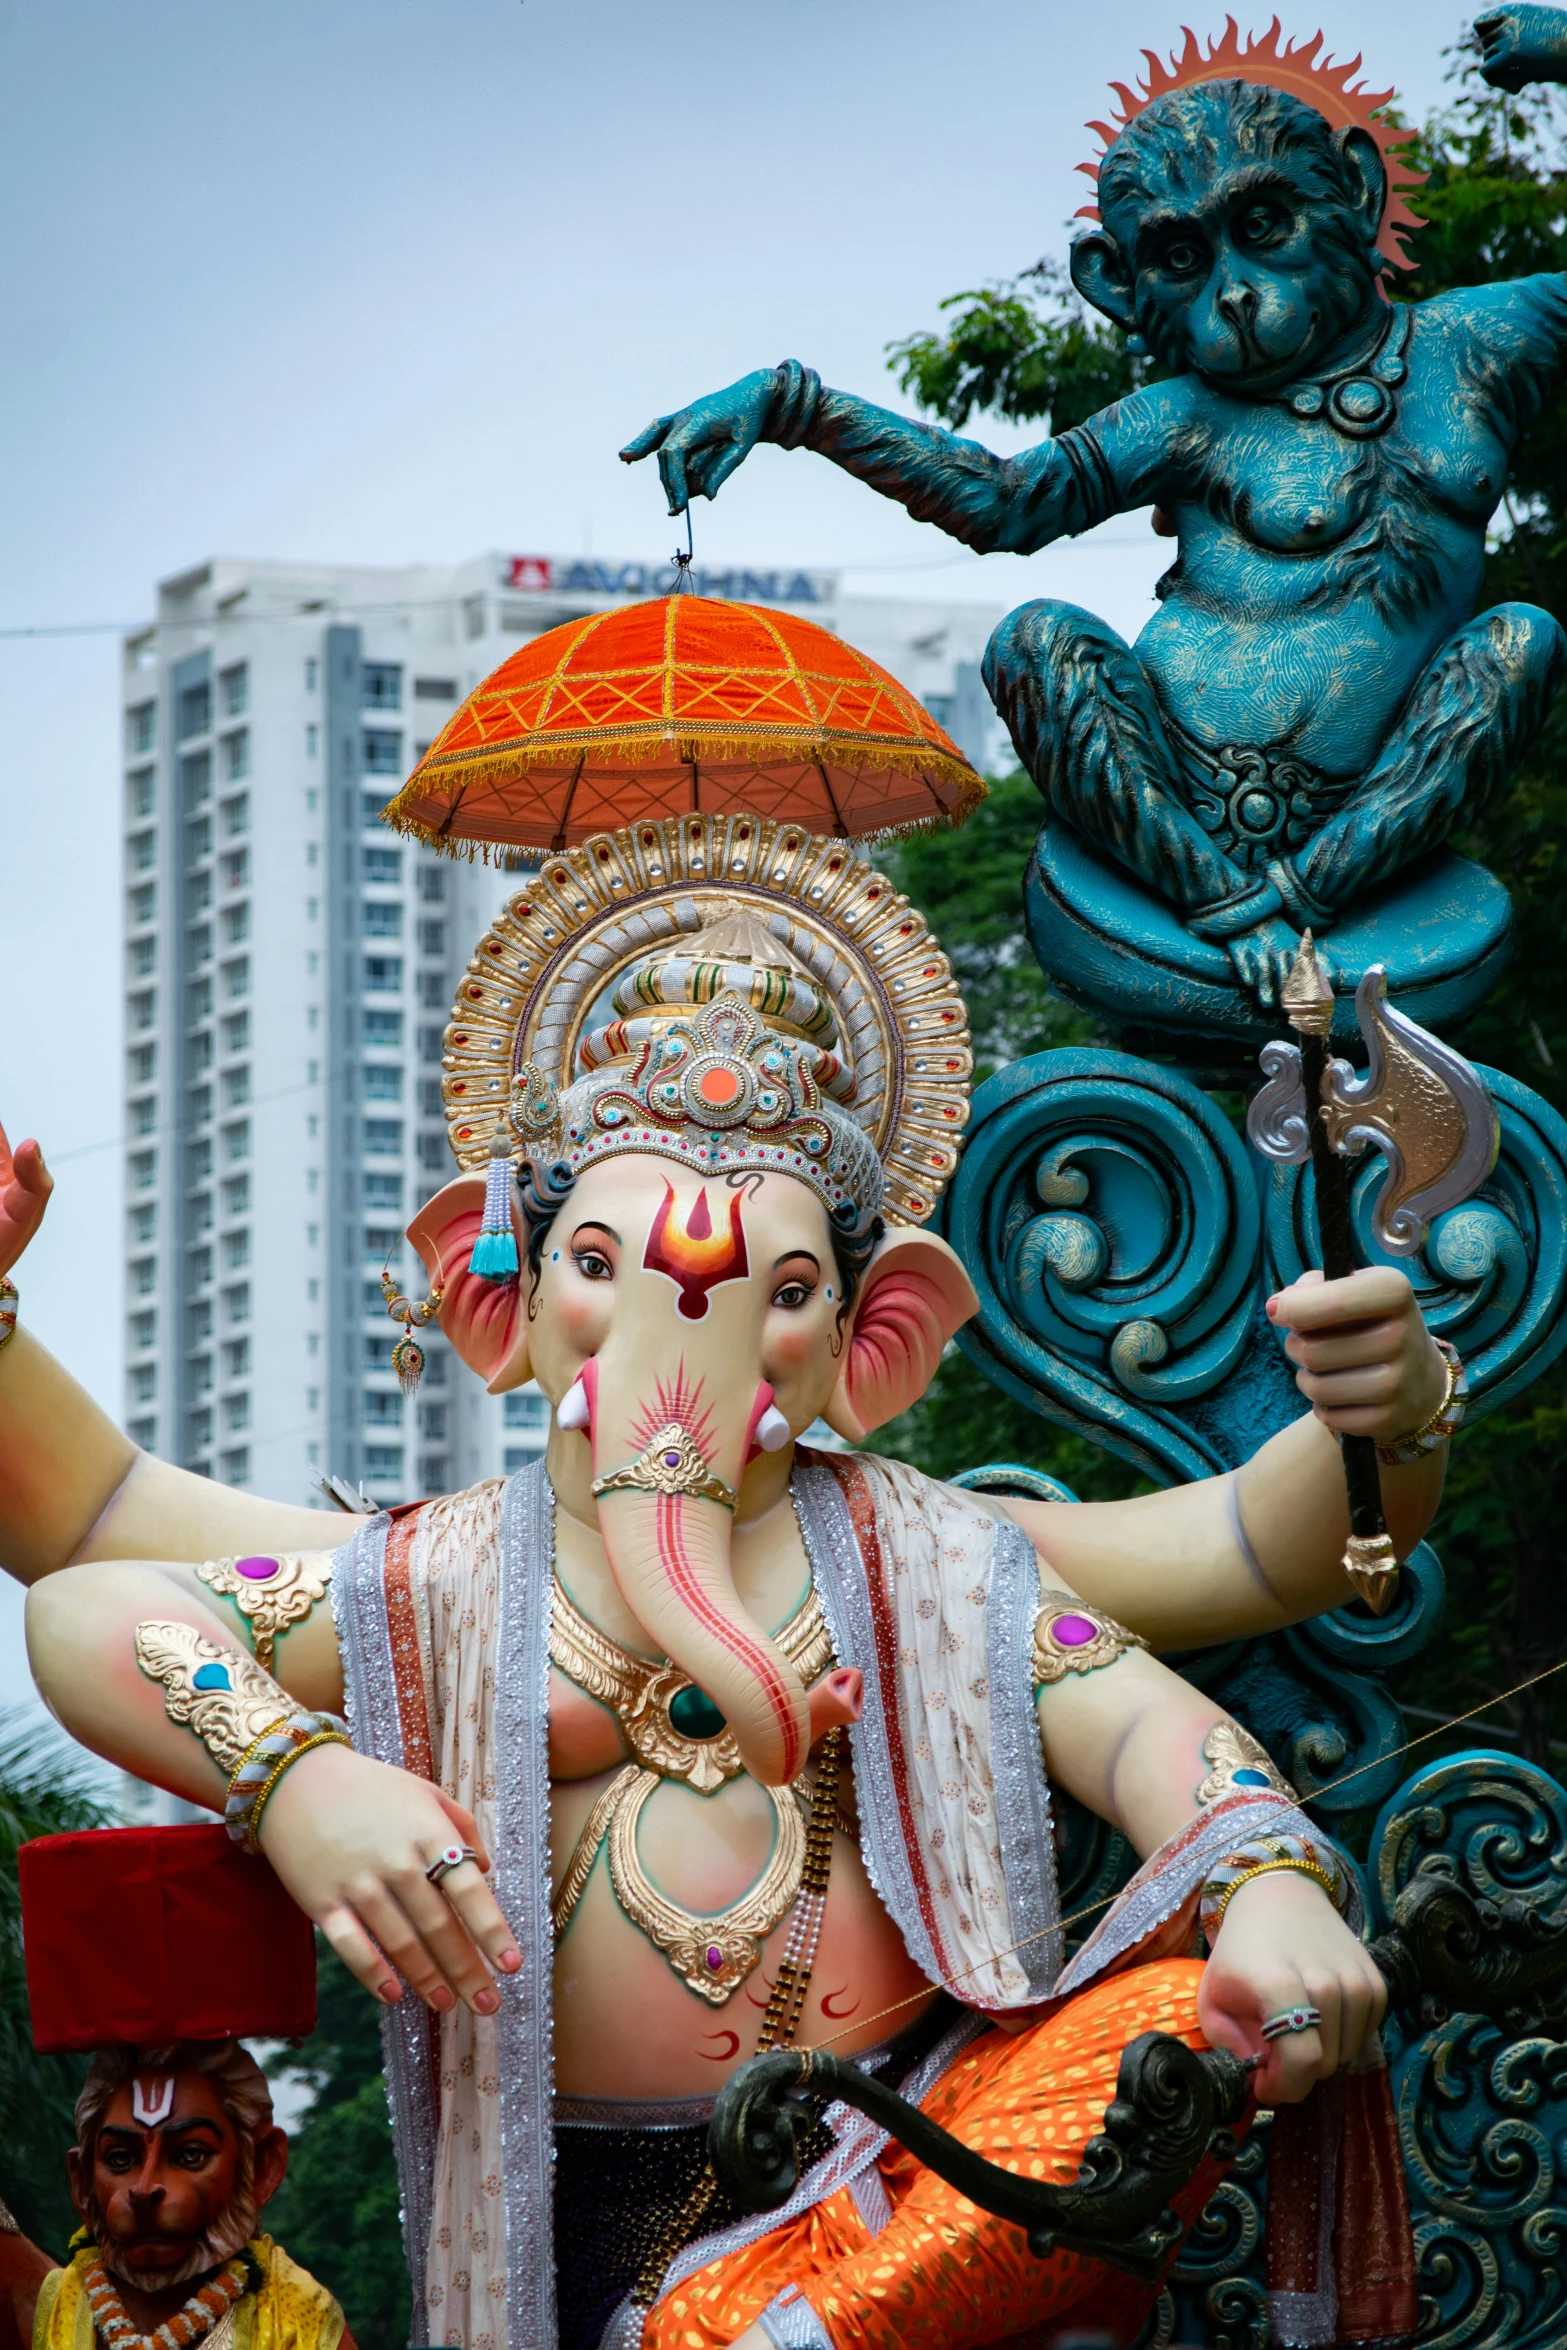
1049, 1614, 1099, 1649
236, 1556, 280, 1581
705, 1945, 723, 1971
664, 1452, 682, 1469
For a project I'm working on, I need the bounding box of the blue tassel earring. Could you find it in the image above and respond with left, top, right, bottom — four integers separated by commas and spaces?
469, 1127, 520, 1281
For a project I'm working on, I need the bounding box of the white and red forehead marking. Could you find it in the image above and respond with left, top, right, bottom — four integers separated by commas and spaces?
131, 2077, 176, 2129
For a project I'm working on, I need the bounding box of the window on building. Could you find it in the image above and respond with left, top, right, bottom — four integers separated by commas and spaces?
187, 1299, 213, 1345
129, 1415, 157, 1448
222, 1337, 250, 1378
363, 956, 403, 993
186, 1143, 213, 1193
190, 1187, 214, 1231
186, 870, 213, 917
129, 1043, 156, 1085
221, 1066, 250, 1109
364, 1279, 389, 1314
418, 1134, 447, 1171
221, 730, 250, 781
223, 1119, 250, 1162
188, 1243, 213, 1288
177, 682, 211, 739
306, 657, 318, 691
186, 1083, 212, 1127
419, 972, 446, 1008
130, 1203, 156, 1245
131, 1097, 157, 1137
364, 1118, 403, 1155
130, 1309, 156, 1351
128, 937, 156, 978
222, 1175, 250, 1217
362, 663, 403, 710
222, 957, 250, 999
185, 815, 212, 864
363, 847, 402, 883
181, 750, 211, 809
223, 1283, 251, 1323
222, 1230, 250, 1271
364, 1445, 403, 1481
365, 1335, 396, 1369
364, 1064, 402, 1101
363, 900, 402, 939
365, 1226, 401, 1261
220, 1446, 251, 1484
130, 1149, 156, 1191
418, 919, 446, 958
131, 1257, 157, 1295
361, 729, 403, 775
129, 881, 156, 926
418, 1025, 444, 1061
129, 988, 156, 1031
419, 1453, 450, 1489
421, 1401, 448, 1443
131, 1362, 157, 1403
306, 723, 320, 758
504, 1389, 550, 1430
219, 663, 249, 718
365, 1391, 403, 1426
222, 1392, 250, 1431
363, 1009, 403, 1045
414, 676, 458, 702
221, 903, 250, 947
127, 769, 155, 819
128, 702, 156, 754
186, 1406, 214, 1452
418, 1078, 444, 1118
130, 830, 156, 872
186, 978, 213, 1025
220, 851, 249, 895
422, 1347, 447, 1386
221, 1011, 249, 1054
221, 793, 249, 838
364, 1173, 402, 1212
362, 791, 388, 826
188, 924, 213, 968
418, 865, 446, 903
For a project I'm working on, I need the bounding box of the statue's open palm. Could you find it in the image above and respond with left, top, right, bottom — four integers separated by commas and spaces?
0, 1119, 50, 1279
620, 368, 779, 515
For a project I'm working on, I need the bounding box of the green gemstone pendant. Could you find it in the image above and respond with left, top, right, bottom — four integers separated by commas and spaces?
668, 1683, 726, 1741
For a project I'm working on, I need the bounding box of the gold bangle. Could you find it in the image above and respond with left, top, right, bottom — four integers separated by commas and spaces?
246, 1730, 351, 1852
0, 1275, 16, 1353
227, 1713, 302, 1789
1211, 1856, 1339, 1935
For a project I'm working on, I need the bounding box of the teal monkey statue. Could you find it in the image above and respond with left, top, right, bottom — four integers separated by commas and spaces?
624, 14, 1567, 1055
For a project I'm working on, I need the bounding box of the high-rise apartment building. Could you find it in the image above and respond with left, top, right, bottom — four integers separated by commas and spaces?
121, 553, 1003, 1511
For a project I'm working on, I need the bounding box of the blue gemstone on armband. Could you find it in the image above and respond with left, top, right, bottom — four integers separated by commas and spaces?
1234, 1768, 1272, 1786
192, 1663, 233, 1692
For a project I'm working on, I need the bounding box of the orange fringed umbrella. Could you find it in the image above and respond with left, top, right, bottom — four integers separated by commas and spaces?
382, 594, 986, 853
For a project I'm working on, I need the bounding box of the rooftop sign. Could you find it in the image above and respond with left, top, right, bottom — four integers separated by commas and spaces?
501, 555, 835, 605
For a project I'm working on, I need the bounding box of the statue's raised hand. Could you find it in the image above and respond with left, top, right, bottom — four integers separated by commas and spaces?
1475, 6, 1567, 91
0, 1118, 51, 1279
620, 367, 787, 515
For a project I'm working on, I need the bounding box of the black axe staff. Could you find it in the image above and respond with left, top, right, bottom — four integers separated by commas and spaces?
1246, 936, 1498, 1614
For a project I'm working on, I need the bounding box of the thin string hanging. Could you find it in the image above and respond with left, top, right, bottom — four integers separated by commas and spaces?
669, 504, 694, 595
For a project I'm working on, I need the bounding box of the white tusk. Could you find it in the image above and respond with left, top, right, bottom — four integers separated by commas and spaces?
755, 1404, 791, 1452
557, 1377, 591, 1433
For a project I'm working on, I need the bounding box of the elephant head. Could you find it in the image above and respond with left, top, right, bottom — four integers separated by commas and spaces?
409, 1154, 975, 1786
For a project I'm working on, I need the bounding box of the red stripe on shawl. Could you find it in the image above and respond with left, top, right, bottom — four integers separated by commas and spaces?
822, 1455, 951, 1981
384, 1507, 434, 1783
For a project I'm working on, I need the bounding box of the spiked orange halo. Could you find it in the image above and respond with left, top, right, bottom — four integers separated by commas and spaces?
1074, 15, 1426, 271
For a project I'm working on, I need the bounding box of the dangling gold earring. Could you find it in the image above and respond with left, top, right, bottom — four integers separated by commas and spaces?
382, 1256, 444, 1397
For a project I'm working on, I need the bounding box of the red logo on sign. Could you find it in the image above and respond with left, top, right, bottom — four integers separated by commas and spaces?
507, 556, 552, 590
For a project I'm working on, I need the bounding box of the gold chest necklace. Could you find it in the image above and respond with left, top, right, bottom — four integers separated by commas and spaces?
550, 1572, 836, 2003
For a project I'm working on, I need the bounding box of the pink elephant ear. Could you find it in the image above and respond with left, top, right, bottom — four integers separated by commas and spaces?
822, 1229, 978, 1443
406, 1177, 534, 1393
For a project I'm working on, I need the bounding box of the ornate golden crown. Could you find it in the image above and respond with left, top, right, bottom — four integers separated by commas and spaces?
440, 814, 972, 1229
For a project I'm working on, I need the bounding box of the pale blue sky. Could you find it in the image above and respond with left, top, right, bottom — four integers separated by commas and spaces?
0, 0, 1477, 1722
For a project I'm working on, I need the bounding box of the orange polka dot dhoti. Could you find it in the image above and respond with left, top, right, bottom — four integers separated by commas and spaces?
645, 1959, 1232, 2350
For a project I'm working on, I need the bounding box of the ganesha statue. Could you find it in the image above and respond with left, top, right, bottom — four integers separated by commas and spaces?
1, 812, 1463, 2350
623, 15, 1567, 1054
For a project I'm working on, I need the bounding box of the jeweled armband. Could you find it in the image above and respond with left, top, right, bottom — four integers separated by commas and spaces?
133, 1619, 349, 1848
1196, 1720, 1298, 1806
195, 1550, 335, 1674
1200, 1832, 1350, 1945
1375, 1335, 1468, 1465
1031, 1593, 1148, 1690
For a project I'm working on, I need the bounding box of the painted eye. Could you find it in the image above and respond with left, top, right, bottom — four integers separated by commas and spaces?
1163, 241, 1203, 275
573, 1250, 613, 1282
1237, 206, 1282, 244
771, 1280, 813, 1311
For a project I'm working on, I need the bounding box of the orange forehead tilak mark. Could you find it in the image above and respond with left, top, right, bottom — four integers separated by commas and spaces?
642, 1182, 750, 1322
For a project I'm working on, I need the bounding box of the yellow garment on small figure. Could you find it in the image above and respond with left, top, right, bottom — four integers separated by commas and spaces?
646, 1959, 1229, 2350
33, 2240, 345, 2350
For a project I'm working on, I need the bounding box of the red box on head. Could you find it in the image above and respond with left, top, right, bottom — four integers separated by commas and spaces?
19, 1823, 316, 2053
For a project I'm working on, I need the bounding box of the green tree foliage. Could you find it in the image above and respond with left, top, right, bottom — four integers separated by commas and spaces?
264, 1942, 410, 2350
0, 1714, 116, 2253
879, 58, 1567, 1759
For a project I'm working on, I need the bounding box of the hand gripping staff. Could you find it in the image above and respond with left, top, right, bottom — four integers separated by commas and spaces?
1245, 935, 1498, 1613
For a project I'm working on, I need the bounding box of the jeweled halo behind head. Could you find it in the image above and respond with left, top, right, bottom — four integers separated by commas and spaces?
440, 814, 972, 1230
